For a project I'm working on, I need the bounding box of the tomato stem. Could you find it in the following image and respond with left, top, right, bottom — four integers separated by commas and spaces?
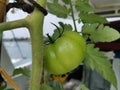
70, 0, 77, 32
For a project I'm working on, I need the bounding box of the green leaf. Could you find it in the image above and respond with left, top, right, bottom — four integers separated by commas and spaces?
75, 0, 94, 13
12, 67, 31, 77
82, 23, 99, 34
85, 44, 118, 89
80, 13, 108, 24
80, 83, 89, 90
82, 24, 120, 42
90, 25, 120, 42
47, 2, 69, 18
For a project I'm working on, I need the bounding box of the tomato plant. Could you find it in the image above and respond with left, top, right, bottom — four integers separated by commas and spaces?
44, 31, 86, 74
0, 0, 119, 90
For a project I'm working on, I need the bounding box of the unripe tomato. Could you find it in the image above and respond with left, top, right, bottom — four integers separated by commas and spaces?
44, 31, 86, 74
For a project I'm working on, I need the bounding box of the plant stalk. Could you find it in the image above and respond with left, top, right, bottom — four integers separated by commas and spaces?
27, 0, 46, 90
70, 0, 77, 32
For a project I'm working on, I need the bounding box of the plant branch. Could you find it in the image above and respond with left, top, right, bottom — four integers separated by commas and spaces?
70, 0, 77, 32
0, 19, 28, 31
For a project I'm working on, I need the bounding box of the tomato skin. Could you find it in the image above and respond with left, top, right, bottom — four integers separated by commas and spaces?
44, 31, 86, 74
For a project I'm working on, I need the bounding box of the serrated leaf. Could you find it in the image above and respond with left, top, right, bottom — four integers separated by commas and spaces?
80, 13, 108, 24
47, 2, 69, 18
82, 23, 99, 34
90, 26, 120, 42
85, 44, 118, 89
80, 83, 89, 90
12, 67, 31, 77
75, 0, 94, 13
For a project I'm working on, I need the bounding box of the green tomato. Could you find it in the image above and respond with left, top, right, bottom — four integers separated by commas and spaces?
44, 31, 86, 74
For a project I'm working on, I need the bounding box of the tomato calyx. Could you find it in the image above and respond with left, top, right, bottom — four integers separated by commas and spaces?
46, 33, 55, 44
45, 22, 74, 45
